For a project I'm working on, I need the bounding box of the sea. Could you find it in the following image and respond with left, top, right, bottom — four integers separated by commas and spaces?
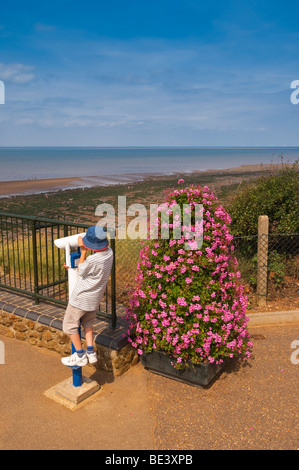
0, 146, 298, 187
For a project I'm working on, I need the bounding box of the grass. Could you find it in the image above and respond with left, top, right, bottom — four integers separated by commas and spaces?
0, 231, 65, 285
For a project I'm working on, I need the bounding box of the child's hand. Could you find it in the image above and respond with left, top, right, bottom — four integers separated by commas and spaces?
64, 263, 69, 270
78, 236, 85, 248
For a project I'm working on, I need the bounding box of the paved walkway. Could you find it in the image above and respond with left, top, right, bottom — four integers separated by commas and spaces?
0, 335, 154, 450
0, 323, 298, 450
148, 323, 299, 450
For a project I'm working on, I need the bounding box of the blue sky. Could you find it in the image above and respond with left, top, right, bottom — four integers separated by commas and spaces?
0, 0, 299, 146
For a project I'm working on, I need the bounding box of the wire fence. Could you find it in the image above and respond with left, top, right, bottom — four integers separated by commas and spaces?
0, 212, 298, 315
114, 233, 299, 309
233, 232, 299, 306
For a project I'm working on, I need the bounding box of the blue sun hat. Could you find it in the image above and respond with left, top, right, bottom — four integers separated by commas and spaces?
82, 225, 109, 251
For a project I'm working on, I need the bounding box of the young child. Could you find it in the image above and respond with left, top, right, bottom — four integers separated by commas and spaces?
61, 225, 114, 368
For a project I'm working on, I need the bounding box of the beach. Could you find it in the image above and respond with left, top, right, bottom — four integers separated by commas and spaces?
0, 177, 81, 197
0, 162, 292, 198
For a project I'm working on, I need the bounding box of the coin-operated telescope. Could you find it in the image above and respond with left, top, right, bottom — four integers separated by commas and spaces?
54, 232, 87, 386
54, 232, 86, 297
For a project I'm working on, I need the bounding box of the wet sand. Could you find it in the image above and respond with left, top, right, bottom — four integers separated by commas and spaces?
0, 173, 166, 197
0, 177, 81, 197
0, 162, 292, 197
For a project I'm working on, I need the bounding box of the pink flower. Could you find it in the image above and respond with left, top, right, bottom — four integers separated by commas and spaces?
177, 297, 187, 306
150, 291, 157, 299
159, 299, 167, 308
178, 179, 184, 184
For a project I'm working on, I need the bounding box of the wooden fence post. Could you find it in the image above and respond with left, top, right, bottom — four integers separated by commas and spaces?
257, 215, 269, 309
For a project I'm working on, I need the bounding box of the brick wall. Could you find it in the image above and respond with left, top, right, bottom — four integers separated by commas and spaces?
0, 309, 138, 377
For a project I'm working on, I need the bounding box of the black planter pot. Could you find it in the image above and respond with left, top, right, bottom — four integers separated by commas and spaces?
140, 350, 225, 388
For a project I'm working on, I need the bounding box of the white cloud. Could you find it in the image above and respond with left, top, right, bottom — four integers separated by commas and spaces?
0, 63, 36, 84
0, 35, 296, 145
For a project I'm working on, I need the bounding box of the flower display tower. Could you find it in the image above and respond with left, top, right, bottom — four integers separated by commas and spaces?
126, 181, 253, 387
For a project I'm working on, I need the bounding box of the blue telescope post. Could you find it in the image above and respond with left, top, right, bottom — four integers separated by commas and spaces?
69, 248, 83, 387
72, 326, 83, 387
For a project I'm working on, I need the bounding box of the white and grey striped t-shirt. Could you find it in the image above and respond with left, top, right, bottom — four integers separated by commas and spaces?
69, 247, 114, 311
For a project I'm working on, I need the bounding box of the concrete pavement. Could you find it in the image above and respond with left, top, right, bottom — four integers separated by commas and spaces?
148, 323, 299, 450
0, 336, 155, 450
0, 323, 298, 450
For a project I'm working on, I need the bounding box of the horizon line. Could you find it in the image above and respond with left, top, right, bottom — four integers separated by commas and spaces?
0, 145, 299, 149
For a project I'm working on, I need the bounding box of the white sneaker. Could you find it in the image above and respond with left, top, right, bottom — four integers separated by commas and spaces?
61, 352, 88, 368
87, 351, 98, 364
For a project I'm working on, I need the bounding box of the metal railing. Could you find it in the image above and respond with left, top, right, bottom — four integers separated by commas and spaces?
1, 212, 298, 317
0, 212, 117, 328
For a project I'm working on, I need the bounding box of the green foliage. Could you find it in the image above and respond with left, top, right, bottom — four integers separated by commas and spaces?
268, 251, 285, 288
228, 162, 299, 236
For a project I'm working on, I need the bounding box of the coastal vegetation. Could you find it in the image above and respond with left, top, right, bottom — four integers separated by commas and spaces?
227, 161, 299, 294
228, 161, 299, 236
0, 168, 275, 223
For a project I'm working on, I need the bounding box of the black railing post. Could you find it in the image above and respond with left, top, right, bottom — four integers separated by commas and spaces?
110, 237, 117, 329
31, 220, 39, 305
